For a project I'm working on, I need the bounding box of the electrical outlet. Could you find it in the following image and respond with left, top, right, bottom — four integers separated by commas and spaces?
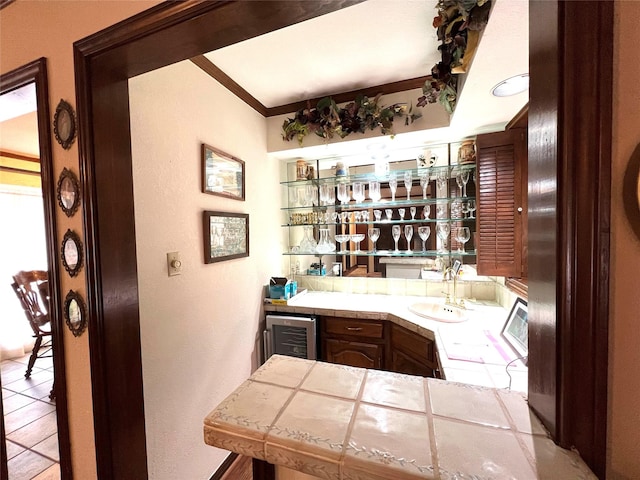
167, 252, 182, 276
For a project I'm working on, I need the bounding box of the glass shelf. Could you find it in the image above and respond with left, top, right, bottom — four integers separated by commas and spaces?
283, 250, 477, 257
281, 196, 477, 212
282, 218, 477, 227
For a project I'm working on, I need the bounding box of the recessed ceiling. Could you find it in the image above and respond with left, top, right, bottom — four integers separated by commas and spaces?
204, 0, 529, 151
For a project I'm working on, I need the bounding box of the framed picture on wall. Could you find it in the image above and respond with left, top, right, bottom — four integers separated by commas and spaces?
201, 144, 245, 201
202, 210, 249, 263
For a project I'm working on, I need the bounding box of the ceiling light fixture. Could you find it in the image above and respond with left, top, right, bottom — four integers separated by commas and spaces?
491, 73, 529, 97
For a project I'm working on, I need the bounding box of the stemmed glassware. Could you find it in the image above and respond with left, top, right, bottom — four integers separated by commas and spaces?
388, 172, 398, 202
404, 171, 413, 200
461, 201, 470, 219
368, 227, 380, 253
374, 209, 382, 221
436, 169, 449, 192
335, 234, 350, 253
436, 222, 451, 254
410, 206, 416, 220
418, 226, 431, 252
352, 182, 365, 203
369, 181, 381, 202
420, 173, 429, 199
398, 208, 405, 220
467, 199, 476, 219
404, 225, 413, 253
350, 233, 365, 252
423, 205, 431, 219
456, 227, 471, 253
460, 170, 470, 197
337, 183, 350, 205
455, 171, 465, 197
392, 225, 401, 252
385, 209, 393, 221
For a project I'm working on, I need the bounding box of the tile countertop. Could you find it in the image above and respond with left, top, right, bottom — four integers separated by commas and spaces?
265, 291, 528, 393
204, 355, 596, 480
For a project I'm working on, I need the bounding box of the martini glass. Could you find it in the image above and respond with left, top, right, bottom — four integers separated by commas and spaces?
350, 233, 365, 252
392, 225, 401, 253
404, 225, 413, 253
418, 226, 431, 252
368, 227, 380, 253
335, 234, 350, 253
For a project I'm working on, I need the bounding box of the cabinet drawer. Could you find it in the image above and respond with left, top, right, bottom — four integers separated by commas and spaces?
390, 324, 435, 365
323, 317, 384, 339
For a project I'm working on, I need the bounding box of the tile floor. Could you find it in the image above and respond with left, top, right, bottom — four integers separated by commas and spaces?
1, 354, 60, 480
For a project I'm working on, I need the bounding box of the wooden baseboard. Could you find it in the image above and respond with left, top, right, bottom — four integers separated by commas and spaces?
210, 453, 253, 480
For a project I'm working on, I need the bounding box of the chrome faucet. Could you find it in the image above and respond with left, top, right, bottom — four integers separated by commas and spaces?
443, 267, 466, 309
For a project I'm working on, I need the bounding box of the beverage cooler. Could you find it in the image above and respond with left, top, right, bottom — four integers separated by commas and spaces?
263, 314, 317, 362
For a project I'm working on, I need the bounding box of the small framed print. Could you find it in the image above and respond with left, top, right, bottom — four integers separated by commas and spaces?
202, 144, 245, 201
203, 210, 249, 263
57, 168, 80, 217
61, 229, 83, 277
64, 290, 87, 337
501, 297, 528, 360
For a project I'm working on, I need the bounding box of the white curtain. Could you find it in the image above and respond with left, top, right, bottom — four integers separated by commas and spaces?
0, 185, 47, 361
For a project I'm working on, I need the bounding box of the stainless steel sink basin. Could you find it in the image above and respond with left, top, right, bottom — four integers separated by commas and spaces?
408, 301, 469, 323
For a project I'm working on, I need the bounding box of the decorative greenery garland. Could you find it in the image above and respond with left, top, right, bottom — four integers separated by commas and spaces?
281, 94, 421, 147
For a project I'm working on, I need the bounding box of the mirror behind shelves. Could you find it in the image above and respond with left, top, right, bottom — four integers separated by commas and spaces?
283, 147, 478, 280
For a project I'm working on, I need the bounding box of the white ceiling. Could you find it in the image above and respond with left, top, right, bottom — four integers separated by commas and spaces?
205, 0, 529, 152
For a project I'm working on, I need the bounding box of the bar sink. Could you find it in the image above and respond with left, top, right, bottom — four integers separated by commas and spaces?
408, 300, 469, 323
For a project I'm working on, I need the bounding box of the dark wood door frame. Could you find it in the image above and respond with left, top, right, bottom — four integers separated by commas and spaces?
0, 58, 72, 479
73, 1, 611, 478
528, 2, 611, 477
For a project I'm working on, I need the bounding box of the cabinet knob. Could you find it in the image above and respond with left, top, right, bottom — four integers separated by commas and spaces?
517, 207, 523, 213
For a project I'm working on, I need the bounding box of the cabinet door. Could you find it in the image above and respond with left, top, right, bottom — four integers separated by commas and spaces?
476, 128, 527, 278
324, 338, 384, 369
390, 349, 435, 377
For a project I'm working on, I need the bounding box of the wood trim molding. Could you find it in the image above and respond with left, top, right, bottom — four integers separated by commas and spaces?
191, 55, 268, 116
506, 103, 528, 130
0, 58, 73, 479
191, 54, 429, 118
0, 150, 39, 162
0, 0, 16, 10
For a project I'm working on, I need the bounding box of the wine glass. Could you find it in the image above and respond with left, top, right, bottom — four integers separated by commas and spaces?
335, 234, 350, 253
456, 226, 471, 253
460, 170, 470, 197
436, 169, 449, 192
461, 201, 470, 219
423, 205, 431, 219
369, 181, 381, 202
304, 184, 316, 206
374, 209, 382, 222
418, 226, 431, 252
420, 173, 429, 199
398, 208, 405, 220
352, 182, 365, 203
467, 199, 476, 219
404, 170, 413, 200
455, 171, 465, 197
410, 206, 416, 220
385, 208, 393, 221
388, 172, 398, 201
350, 233, 365, 252
392, 225, 401, 252
340, 212, 349, 224
319, 184, 329, 205
436, 222, 451, 253
337, 183, 349, 205
404, 225, 413, 253
368, 227, 380, 253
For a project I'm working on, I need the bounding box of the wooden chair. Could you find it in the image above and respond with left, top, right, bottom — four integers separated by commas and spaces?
11, 270, 52, 379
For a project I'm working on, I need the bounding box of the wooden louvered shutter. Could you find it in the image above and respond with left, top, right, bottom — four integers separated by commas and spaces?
476, 129, 526, 277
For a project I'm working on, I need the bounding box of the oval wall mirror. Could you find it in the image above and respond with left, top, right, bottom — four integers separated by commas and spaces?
57, 167, 80, 217
61, 229, 83, 277
64, 290, 87, 337
623, 142, 640, 241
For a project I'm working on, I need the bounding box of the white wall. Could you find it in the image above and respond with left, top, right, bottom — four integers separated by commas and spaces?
129, 61, 282, 479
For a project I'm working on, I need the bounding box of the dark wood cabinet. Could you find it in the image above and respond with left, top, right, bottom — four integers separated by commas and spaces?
475, 127, 528, 278
321, 317, 385, 369
389, 323, 437, 378
320, 316, 438, 378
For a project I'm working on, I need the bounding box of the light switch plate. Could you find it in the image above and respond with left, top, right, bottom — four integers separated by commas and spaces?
167, 252, 182, 276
